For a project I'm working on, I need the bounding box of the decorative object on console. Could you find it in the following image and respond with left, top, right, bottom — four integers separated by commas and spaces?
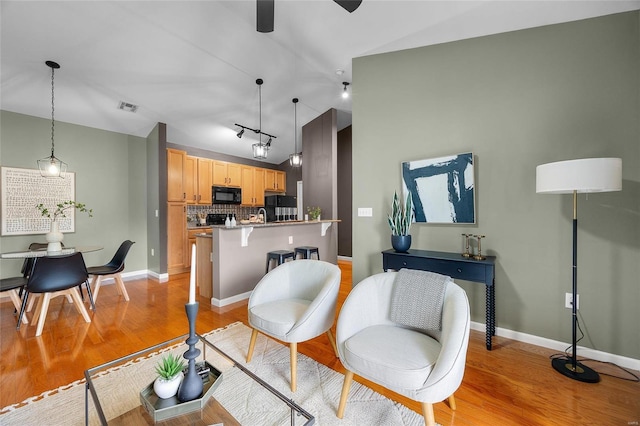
402, 152, 475, 224
536, 157, 622, 383
235, 78, 277, 160
153, 354, 185, 399
473, 235, 486, 260
461, 233, 472, 258
289, 98, 302, 167
387, 191, 413, 253
36, 201, 93, 251
37, 60, 68, 178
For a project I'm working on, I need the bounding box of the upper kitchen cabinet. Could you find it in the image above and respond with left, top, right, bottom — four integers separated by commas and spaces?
265, 169, 286, 193
213, 160, 242, 187
167, 148, 186, 202
197, 158, 213, 204
241, 166, 265, 207
184, 155, 198, 204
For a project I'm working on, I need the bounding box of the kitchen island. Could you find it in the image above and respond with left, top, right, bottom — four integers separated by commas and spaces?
195, 220, 338, 307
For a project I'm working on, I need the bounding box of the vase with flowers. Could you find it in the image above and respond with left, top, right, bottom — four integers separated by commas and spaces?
36, 201, 93, 251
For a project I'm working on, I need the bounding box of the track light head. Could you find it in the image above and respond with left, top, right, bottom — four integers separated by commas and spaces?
237, 128, 244, 138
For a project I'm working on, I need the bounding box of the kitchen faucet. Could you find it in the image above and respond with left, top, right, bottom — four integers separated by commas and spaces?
257, 207, 267, 223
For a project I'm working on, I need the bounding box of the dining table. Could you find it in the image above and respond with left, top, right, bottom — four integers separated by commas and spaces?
0, 246, 103, 259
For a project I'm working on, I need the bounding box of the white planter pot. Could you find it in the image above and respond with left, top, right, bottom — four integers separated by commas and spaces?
153, 373, 183, 399
46, 221, 64, 252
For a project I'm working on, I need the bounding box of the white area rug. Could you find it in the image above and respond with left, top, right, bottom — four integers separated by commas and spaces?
0, 322, 427, 425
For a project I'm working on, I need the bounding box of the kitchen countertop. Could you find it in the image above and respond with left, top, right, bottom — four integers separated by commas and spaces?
213, 219, 339, 229
189, 219, 338, 231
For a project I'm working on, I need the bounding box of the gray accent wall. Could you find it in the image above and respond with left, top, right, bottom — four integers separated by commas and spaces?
0, 110, 149, 277
302, 109, 338, 220
351, 11, 640, 359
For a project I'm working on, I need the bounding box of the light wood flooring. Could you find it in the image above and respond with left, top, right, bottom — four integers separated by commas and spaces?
1, 260, 638, 425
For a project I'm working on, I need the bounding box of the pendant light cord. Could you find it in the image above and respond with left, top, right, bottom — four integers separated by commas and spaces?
50, 65, 55, 157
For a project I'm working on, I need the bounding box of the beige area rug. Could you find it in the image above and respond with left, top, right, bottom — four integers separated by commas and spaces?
0, 322, 428, 425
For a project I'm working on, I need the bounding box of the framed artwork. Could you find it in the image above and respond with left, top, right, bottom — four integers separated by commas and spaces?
401, 152, 475, 224
1, 166, 76, 235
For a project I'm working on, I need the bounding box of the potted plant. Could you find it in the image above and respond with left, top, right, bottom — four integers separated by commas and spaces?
153, 353, 185, 399
36, 201, 93, 252
387, 191, 413, 252
307, 206, 321, 221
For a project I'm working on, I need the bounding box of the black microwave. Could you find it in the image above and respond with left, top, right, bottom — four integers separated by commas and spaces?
212, 186, 242, 204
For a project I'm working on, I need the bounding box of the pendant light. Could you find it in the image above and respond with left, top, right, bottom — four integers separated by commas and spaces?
37, 60, 68, 178
289, 98, 302, 167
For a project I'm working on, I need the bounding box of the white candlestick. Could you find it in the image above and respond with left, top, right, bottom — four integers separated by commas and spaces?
189, 243, 196, 304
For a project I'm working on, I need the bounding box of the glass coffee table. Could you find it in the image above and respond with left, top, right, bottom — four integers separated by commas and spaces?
84, 333, 314, 425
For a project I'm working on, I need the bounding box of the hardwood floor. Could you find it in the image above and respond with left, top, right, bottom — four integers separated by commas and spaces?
1, 260, 638, 425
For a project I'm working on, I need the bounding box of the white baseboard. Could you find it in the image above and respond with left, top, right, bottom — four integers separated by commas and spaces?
96, 269, 168, 284
211, 291, 252, 307
471, 321, 640, 372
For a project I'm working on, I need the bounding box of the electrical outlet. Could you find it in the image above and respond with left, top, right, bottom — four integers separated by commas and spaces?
288, 236, 293, 244
151, 248, 154, 256
565, 293, 579, 309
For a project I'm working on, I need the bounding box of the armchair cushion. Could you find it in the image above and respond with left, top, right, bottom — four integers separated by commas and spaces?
343, 324, 441, 390
249, 298, 311, 338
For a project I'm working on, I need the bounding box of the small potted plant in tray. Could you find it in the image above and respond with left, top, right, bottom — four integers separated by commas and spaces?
153, 353, 185, 399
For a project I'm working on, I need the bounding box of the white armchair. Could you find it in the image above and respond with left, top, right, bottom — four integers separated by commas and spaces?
336, 271, 470, 426
246, 259, 341, 391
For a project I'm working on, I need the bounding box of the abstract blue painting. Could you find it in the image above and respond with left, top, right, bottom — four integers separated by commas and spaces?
401, 153, 475, 224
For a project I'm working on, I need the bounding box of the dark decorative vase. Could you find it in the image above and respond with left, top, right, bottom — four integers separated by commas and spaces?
391, 235, 411, 253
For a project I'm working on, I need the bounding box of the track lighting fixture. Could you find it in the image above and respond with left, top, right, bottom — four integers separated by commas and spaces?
235, 78, 276, 160
342, 81, 350, 99
289, 98, 302, 167
37, 60, 68, 178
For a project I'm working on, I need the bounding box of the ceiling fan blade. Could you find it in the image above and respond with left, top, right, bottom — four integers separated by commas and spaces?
257, 0, 274, 33
334, 0, 362, 13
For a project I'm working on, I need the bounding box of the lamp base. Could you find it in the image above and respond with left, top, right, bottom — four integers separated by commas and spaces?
551, 357, 600, 383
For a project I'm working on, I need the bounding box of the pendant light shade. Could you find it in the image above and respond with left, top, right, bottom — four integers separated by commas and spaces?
289, 98, 302, 167
38, 60, 67, 178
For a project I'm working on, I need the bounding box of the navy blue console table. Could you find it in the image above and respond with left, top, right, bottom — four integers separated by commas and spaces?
382, 249, 496, 350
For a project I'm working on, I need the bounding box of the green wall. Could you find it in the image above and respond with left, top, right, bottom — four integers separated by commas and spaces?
0, 110, 149, 277
352, 12, 639, 359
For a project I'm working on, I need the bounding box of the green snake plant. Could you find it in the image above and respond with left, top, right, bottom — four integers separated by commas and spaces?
387, 191, 413, 236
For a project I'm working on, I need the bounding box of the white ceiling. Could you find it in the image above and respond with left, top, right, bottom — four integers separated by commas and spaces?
2, 1, 639, 164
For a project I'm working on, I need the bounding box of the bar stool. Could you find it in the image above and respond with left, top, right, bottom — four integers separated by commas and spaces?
294, 246, 320, 260
265, 250, 295, 273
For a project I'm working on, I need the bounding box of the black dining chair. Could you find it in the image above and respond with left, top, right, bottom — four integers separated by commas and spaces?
87, 240, 135, 302
19, 242, 93, 314
17, 252, 94, 336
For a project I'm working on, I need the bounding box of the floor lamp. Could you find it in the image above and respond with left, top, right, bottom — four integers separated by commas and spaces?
536, 157, 622, 383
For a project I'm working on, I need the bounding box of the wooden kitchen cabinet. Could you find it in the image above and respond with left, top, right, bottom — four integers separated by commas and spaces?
188, 228, 211, 268
197, 158, 213, 204
167, 149, 186, 202
167, 202, 187, 274
241, 166, 265, 206
212, 160, 241, 187
184, 155, 198, 204
265, 169, 286, 192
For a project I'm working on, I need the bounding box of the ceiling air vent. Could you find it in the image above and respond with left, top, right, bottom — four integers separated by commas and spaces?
118, 101, 138, 113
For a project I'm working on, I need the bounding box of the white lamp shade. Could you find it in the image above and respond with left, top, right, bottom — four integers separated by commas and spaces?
536, 158, 622, 194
